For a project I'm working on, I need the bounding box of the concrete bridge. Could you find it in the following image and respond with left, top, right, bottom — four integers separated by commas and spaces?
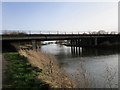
1, 33, 120, 50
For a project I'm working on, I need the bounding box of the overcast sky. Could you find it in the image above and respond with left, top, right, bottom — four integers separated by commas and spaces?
2, 2, 118, 33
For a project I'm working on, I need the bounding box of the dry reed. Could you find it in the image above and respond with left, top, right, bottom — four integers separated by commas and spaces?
14, 44, 117, 88
19, 49, 76, 88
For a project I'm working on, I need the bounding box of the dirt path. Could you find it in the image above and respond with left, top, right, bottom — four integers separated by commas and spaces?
1, 53, 8, 89
0, 53, 2, 89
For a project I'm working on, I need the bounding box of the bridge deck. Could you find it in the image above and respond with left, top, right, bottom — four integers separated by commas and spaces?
1, 34, 119, 41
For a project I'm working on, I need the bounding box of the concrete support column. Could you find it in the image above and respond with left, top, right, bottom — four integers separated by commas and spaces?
95, 38, 98, 46
73, 39, 75, 46
89, 38, 92, 46
32, 40, 36, 50
71, 40, 74, 55
73, 40, 76, 54
81, 38, 85, 46
36, 41, 40, 49
79, 39, 81, 46
75, 39, 77, 46
72, 39, 74, 45
36, 41, 39, 49
75, 39, 78, 54
70, 40, 73, 46
38, 41, 41, 49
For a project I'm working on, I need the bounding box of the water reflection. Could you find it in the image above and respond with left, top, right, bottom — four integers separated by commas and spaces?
71, 47, 81, 56
41, 44, 118, 88
71, 46, 120, 57
41, 44, 119, 60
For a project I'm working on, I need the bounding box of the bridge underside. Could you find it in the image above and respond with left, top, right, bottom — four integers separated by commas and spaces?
2, 34, 120, 51
2, 37, 120, 52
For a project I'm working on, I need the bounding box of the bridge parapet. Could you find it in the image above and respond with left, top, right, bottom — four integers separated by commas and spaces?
1, 30, 119, 35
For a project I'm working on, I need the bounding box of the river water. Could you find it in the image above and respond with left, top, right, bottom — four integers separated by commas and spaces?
40, 44, 118, 88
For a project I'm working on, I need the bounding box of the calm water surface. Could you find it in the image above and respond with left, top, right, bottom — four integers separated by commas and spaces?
41, 44, 119, 88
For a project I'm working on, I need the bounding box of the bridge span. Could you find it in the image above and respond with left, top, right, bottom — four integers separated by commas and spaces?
1, 34, 120, 50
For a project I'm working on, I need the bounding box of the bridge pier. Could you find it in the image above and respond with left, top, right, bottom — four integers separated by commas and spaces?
70, 39, 82, 56
36, 41, 41, 49
88, 38, 92, 46
71, 45, 82, 56
95, 38, 98, 46
71, 39, 75, 54
75, 39, 77, 53
70, 38, 98, 47
32, 40, 37, 50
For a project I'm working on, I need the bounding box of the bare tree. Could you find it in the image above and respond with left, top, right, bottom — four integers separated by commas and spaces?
2, 30, 27, 35
97, 30, 107, 34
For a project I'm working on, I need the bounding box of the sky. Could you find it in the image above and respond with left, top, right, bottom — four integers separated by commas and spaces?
2, 2, 118, 33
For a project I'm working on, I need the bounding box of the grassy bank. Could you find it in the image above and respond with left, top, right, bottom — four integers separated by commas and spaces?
3, 52, 50, 89
19, 50, 76, 88
3, 50, 117, 88
3, 50, 75, 88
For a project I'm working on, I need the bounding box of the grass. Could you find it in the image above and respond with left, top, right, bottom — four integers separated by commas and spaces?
3, 52, 50, 89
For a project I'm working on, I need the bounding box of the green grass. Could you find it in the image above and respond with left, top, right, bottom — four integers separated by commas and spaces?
3, 52, 50, 89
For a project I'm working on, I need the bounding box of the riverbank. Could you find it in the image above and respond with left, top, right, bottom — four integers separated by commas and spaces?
19, 49, 76, 88
3, 52, 50, 89
3, 50, 75, 88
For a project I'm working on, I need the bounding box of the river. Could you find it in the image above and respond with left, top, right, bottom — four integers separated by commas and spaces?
40, 44, 118, 88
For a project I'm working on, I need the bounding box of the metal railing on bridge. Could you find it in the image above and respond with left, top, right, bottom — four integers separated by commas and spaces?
1, 30, 119, 35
